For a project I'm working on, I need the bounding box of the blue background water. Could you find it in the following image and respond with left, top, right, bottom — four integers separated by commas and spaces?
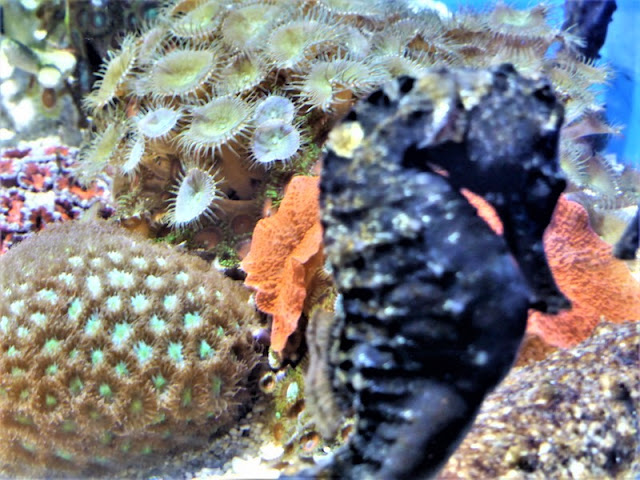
441, 0, 640, 165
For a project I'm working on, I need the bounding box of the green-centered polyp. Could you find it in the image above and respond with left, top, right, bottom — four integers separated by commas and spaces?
0, 220, 261, 476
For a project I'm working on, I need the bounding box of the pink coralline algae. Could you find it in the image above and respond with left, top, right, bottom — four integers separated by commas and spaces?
0, 140, 112, 254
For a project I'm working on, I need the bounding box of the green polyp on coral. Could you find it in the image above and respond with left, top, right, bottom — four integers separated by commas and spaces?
107, 269, 134, 289
152, 374, 168, 392
167, 166, 222, 230
69, 377, 83, 395
67, 299, 83, 320
114, 361, 130, 377
199, 339, 215, 360
130, 294, 151, 314
167, 341, 185, 366
61, 420, 77, 433
37, 289, 58, 304
149, 315, 168, 335
211, 376, 223, 397
0, 221, 261, 477
29, 312, 47, 327
55, 449, 74, 462
184, 311, 203, 330
99, 383, 113, 400
163, 294, 179, 312
111, 322, 134, 348
251, 120, 301, 167
43, 338, 62, 355
84, 314, 102, 337
105, 295, 122, 313
181, 387, 192, 407
179, 96, 253, 155
15, 413, 33, 426
99, 431, 113, 446
170, 0, 224, 39
129, 399, 144, 415
144, 48, 217, 99
134, 341, 154, 365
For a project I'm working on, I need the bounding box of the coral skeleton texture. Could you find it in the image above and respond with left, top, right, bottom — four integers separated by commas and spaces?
0, 220, 261, 476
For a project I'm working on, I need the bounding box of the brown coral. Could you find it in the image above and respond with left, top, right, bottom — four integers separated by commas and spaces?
241, 176, 323, 353
528, 195, 640, 347
0, 220, 261, 476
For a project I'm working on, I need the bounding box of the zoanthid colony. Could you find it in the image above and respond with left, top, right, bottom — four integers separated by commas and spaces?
77, 0, 615, 266
0, 220, 262, 476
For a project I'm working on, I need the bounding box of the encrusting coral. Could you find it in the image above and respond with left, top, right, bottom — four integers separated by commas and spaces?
75, 0, 612, 269
467, 190, 640, 351
528, 195, 640, 348
241, 175, 323, 354
0, 220, 262, 476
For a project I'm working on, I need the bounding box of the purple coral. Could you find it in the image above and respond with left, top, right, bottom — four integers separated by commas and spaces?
0, 140, 113, 254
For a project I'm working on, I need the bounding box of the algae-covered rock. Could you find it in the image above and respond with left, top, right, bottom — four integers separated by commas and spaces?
441, 322, 640, 480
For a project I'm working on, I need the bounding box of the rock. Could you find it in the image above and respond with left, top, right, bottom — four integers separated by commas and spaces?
562, 0, 617, 60
440, 322, 640, 480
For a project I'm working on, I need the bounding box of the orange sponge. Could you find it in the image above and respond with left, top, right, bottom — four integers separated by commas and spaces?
528, 196, 640, 347
465, 191, 640, 348
241, 176, 323, 352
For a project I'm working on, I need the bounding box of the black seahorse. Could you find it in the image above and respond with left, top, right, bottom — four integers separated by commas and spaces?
296, 65, 569, 480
